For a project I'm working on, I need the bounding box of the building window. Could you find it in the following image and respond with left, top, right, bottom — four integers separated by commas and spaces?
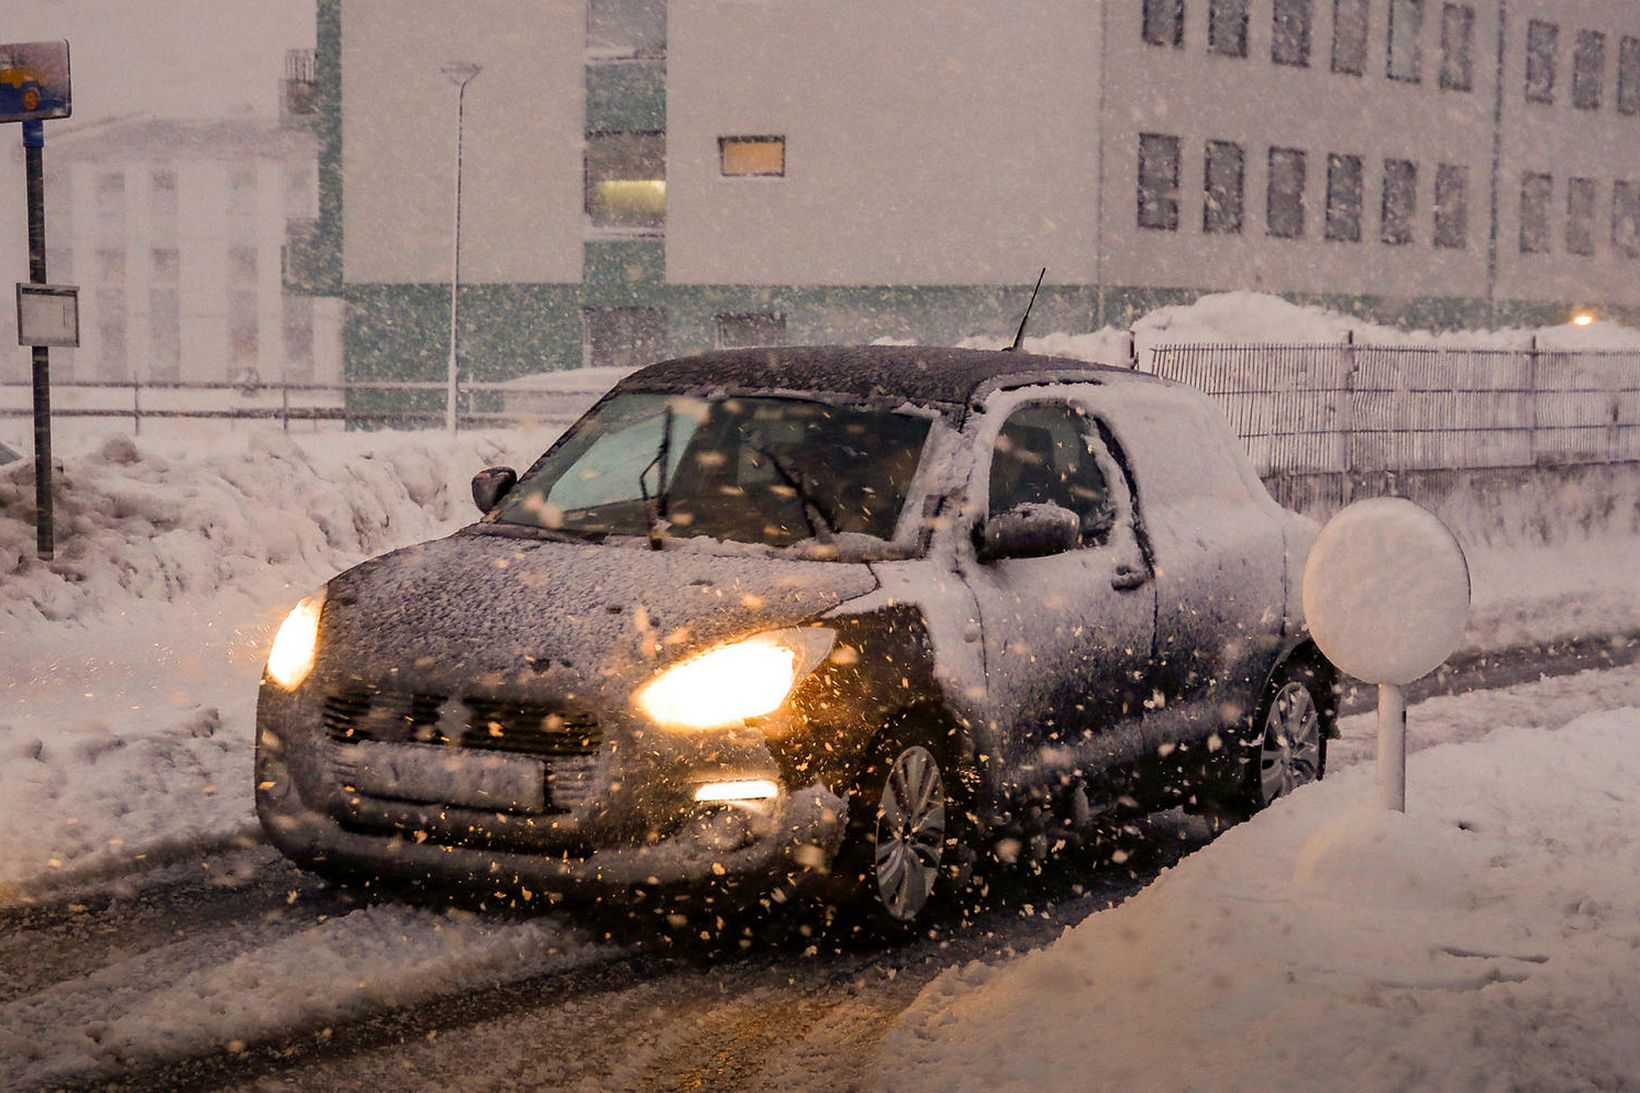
586, 0, 666, 60
1433, 164, 1468, 248
1525, 20, 1558, 104
1203, 140, 1245, 233
1209, 0, 1248, 57
1267, 148, 1307, 239
229, 246, 258, 285
151, 169, 178, 226
719, 136, 785, 177
1331, 0, 1369, 75
1567, 177, 1598, 256
1137, 133, 1182, 231
1272, 0, 1313, 66
283, 294, 315, 380
715, 312, 787, 349
150, 246, 181, 382
584, 307, 668, 369
586, 131, 666, 230
1387, 0, 1424, 82
1142, 0, 1185, 47
95, 171, 126, 238
227, 163, 256, 218
1381, 159, 1417, 244
1573, 31, 1605, 110
1520, 173, 1553, 254
1620, 37, 1640, 115
1325, 154, 1364, 242
1613, 181, 1640, 259
1439, 4, 1474, 90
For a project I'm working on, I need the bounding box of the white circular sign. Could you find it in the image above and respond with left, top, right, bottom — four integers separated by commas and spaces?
1301, 497, 1470, 685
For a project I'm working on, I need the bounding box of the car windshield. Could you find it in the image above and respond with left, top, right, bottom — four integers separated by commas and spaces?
493, 392, 934, 552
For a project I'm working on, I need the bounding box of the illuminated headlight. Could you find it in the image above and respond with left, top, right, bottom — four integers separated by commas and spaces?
266, 588, 326, 690
634, 628, 835, 730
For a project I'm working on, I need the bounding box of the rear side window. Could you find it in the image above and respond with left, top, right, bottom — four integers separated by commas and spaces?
989, 403, 1117, 546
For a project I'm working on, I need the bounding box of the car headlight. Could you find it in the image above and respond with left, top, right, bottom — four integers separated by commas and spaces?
266, 588, 326, 690
634, 628, 836, 730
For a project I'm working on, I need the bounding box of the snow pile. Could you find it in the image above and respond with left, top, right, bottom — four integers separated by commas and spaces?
986, 290, 1640, 366
881, 709, 1640, 1092
0, 902, 605, 1087
0, 427, 556, 631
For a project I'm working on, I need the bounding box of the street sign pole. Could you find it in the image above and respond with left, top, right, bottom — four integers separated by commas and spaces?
23, 117, 53, 559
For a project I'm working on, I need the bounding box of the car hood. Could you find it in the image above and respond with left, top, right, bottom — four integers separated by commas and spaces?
315, 530, 879, 703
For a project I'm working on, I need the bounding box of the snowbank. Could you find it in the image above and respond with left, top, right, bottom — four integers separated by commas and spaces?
985, 290, 1640, 366
880, 708, 1640, 1092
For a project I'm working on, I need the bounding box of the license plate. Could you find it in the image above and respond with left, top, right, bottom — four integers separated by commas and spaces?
347, 742, 546, 813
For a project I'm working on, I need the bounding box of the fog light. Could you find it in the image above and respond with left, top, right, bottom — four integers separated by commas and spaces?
694, 779, 780, 803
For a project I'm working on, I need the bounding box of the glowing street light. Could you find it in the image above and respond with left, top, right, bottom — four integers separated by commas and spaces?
440, 61, 481, 434
1570, 311, 1596, 327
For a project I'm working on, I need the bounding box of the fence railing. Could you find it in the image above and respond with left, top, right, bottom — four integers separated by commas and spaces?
1149, 341, 1640, 477
0, 377, 612, 433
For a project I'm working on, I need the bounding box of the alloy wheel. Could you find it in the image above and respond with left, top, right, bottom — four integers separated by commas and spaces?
872, 745, 947, 922
1258, 681, 1321, 804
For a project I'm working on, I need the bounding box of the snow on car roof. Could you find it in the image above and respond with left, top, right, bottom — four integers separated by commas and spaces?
614, 345, 1144, 408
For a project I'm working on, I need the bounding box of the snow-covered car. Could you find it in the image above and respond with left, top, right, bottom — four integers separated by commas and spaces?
255, 346, 1335, 930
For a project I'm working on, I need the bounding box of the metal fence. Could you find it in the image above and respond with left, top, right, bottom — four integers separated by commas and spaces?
1149, 341, 1640, 477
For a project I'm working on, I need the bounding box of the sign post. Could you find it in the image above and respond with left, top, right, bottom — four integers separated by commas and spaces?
1301, 497, 1470, 812
3, 40, 73, 560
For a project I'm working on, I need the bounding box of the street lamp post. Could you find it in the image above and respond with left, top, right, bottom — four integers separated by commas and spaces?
441, 61, 481, 433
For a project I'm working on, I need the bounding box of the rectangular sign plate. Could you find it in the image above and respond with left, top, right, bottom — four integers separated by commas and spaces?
345, 741, 548, 813
0, 41, 72, 124
16, 283, 79, 347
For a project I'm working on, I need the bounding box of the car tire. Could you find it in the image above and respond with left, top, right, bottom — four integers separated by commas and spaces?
1227, 660, 1329, 817
827, 724, 976, 940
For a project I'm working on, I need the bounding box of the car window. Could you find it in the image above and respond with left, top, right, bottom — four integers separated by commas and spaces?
988, 402, 1118, 546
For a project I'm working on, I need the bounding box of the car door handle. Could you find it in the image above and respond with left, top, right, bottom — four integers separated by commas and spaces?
1110, 565, 1148, 591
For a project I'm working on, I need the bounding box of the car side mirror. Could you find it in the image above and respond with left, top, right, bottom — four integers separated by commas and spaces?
471, 466, 518, 513
977, 502, 1080, 562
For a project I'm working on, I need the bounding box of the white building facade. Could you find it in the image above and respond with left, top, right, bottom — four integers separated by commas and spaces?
310, 0, 1640, 383
3, 118, 341, 386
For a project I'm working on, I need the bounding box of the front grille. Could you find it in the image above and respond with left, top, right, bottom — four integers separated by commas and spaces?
321, 689, 602, 756
321, 687, 603, 815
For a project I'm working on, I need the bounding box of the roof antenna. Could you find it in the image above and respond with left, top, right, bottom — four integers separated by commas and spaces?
1005, 268, 1046, 352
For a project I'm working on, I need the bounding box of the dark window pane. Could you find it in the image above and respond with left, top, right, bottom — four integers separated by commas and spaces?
1520, 173, 1553, 254
1142, 0, 1185, 46
584, 306, 668, 369
1613, 181, 1640, 259
1388, 0, 1424, 82
1434, 164, 1468, 248
587, 0, 666, 59
1567, 177, 1597, 256
1439, 4, 1474, 90
1138, 133, 1182, 231
1326, 153, 1364, 242
1209, 0, 1249, 57
1204, 140, 1245, 233
1381, 159, 1417, 244
1267, 147, 1308, 239
1620, 37, 1640, 114
715, 313, 787, 349
1573, 30, 1605, 110
1273, 0, 1313, 65
1526, 20, 1558, 104
1332, 0, 1370, 74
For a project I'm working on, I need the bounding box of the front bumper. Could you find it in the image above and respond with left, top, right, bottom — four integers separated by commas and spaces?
253, 678, 848, 897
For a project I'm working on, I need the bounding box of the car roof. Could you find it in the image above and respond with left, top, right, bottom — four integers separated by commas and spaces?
613, 345, 1148, 408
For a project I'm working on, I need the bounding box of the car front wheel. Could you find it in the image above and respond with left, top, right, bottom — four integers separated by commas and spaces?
1250, 671, 1326, 809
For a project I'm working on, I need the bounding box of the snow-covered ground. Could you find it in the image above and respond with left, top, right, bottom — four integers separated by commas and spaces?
881, 705, 1640, 1092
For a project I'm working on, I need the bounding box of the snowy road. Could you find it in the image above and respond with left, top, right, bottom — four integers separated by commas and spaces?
4, 652, 1638, 1091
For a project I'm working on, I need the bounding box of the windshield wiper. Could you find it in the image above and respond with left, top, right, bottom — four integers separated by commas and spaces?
750, 441, 837, 543
637, 405, 674, 551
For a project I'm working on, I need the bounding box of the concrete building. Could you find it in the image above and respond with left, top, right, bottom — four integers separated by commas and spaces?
302, 0, 1640, 387
2, 115, 342, 386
